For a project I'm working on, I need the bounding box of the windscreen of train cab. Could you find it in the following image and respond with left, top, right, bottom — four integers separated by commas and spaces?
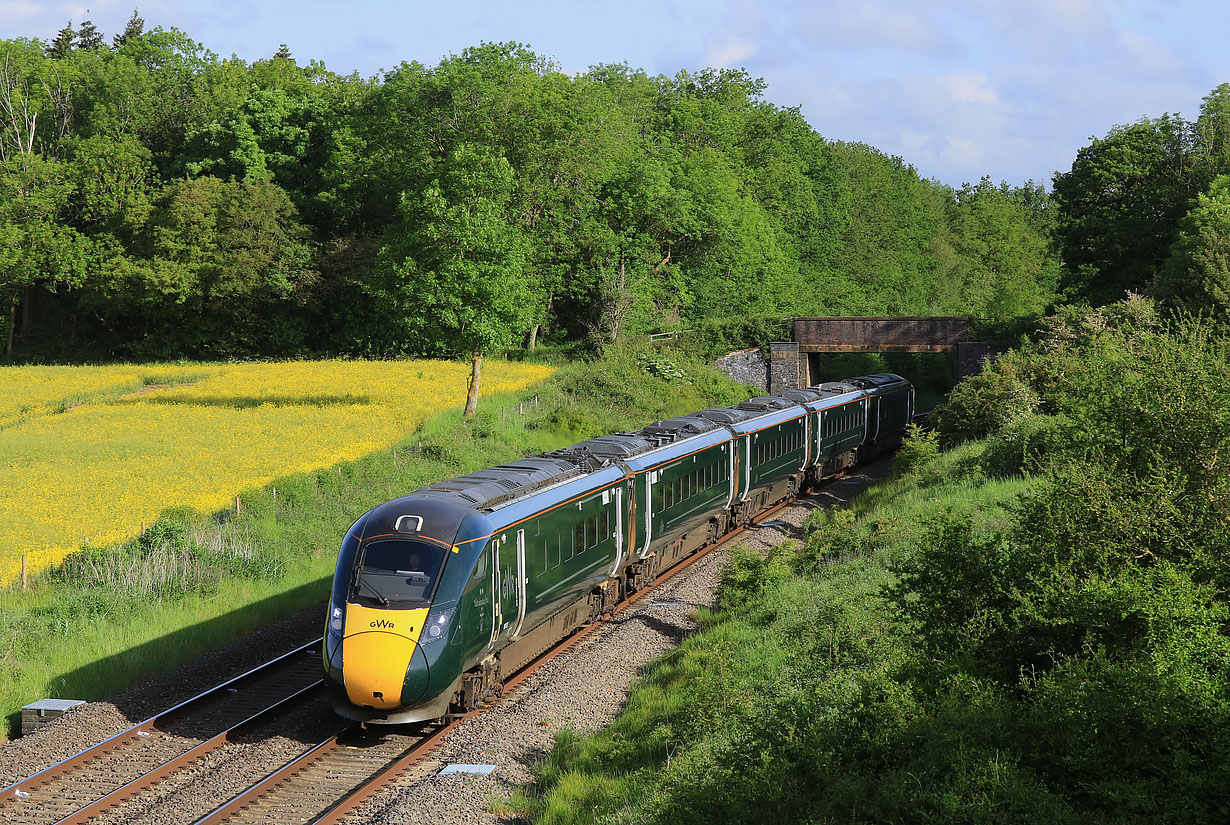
352, 539, 447, 608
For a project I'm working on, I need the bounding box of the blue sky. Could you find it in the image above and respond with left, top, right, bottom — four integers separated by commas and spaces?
2, 0, 1227, 188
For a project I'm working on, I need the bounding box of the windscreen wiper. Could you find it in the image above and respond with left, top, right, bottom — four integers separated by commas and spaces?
353, 571, 391, 606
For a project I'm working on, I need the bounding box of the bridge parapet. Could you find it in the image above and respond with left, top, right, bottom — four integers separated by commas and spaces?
793, 316, 969, 353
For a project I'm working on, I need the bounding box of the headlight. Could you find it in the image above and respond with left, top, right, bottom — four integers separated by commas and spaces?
326, 602, 345, 646
420, 607, 455, 645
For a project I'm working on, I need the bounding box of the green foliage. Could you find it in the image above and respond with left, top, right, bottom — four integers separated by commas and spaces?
892, 423, 939, 476
2, 29, 1061, 361
523, 303, 1230, 824
936, 352, 1040, 442
978, 413, 1084, 477
1156, 173, 1230, 317
1052, 115, 1201, 304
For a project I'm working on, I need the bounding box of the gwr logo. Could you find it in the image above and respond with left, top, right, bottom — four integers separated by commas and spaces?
369, 619, 396, 629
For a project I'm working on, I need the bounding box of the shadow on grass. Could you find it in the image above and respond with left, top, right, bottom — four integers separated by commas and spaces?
127, 394, 374, 408
5, 576, 332, 738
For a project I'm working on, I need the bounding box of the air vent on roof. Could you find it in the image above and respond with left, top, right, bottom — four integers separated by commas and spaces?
738, 396, 794, 412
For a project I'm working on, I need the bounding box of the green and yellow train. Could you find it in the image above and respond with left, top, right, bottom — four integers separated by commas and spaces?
323, 373, 913, 724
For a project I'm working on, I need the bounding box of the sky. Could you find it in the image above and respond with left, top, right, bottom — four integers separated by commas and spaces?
2, 0, 1228, 188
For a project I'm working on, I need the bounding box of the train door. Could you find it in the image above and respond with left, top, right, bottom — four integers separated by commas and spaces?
610, 486, 626, 576
487, 541, 500, 650
510, 529, 527, 638
492, 533, 520, 644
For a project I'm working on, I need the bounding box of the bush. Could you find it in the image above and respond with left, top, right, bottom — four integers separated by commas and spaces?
937, 352, 1041, 443
979, 413, 1085, 476
893, 423, 940, 476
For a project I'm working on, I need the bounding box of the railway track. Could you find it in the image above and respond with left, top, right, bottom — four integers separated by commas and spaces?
1, 497, 797, 825
191, 498, 793, 825
0, 642, 326, 825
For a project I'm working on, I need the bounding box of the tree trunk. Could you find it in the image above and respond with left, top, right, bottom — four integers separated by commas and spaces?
526, 323, 539, 350
5, 292, 15, 357
19, 285, 29, 346
464, 347, 483, 418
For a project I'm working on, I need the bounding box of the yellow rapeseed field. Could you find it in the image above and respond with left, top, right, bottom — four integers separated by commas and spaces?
0, 360, 553, 583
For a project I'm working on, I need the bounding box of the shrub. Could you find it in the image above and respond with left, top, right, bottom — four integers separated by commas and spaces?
979, 413, 1085, 476
893, 423, 940, 476
936, 353, 1040, 443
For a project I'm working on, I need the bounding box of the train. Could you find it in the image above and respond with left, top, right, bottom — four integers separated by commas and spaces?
323, 373, 913, 724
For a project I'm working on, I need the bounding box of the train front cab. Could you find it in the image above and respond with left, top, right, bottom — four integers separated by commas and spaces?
324, 499, 490, 725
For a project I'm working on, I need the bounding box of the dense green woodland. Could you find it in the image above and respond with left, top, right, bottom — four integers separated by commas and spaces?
1, 18, 1067, 364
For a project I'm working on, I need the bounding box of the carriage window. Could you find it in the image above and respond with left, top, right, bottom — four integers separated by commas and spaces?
600, 509, 610, 540
586, 514, 598, 548
664, 480, 675, 509
574, 521, 585, 556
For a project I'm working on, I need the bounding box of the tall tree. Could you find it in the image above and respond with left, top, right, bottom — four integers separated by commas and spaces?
76, 19, 104, 51
112, 10, 145, 50
1156, 174, 1230, 317
1052, 116, 1199, 304
374, 143, 530, 415
944, 178, 1057, 321
0, 154, 88, 354
47, 23, 76, 59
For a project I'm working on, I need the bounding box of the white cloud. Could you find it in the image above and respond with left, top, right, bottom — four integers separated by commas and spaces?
826, 2, 946, 53
1117, 29, 1184, 74
0, 0, 41, 21
946, 71, 998, 105
704, 35, 756, 69
943, 135, 983, 172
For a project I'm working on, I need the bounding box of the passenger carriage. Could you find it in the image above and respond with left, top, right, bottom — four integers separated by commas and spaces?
324, 374, 914, 724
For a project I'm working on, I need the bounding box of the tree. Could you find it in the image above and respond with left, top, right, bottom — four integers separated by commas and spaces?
1052, 116, 1200, 304
47, 23, 76, 59
76, 19, 104, 51
1156, 174, 1230, 317
88, 175, 314, 356
112, 10, 145, 50
944, 177, 1057, 321
274, 43, 292, 61
374, 144, 530, 416
0, 154, 88, 354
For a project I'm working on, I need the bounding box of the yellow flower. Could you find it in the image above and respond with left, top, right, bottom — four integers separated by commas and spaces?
0, 360, 553, 582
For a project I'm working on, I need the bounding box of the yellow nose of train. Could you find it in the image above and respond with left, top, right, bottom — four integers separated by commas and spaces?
341, 604, 429, 710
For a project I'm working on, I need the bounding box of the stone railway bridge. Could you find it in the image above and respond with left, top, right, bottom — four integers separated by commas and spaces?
709, 317, 993, 394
